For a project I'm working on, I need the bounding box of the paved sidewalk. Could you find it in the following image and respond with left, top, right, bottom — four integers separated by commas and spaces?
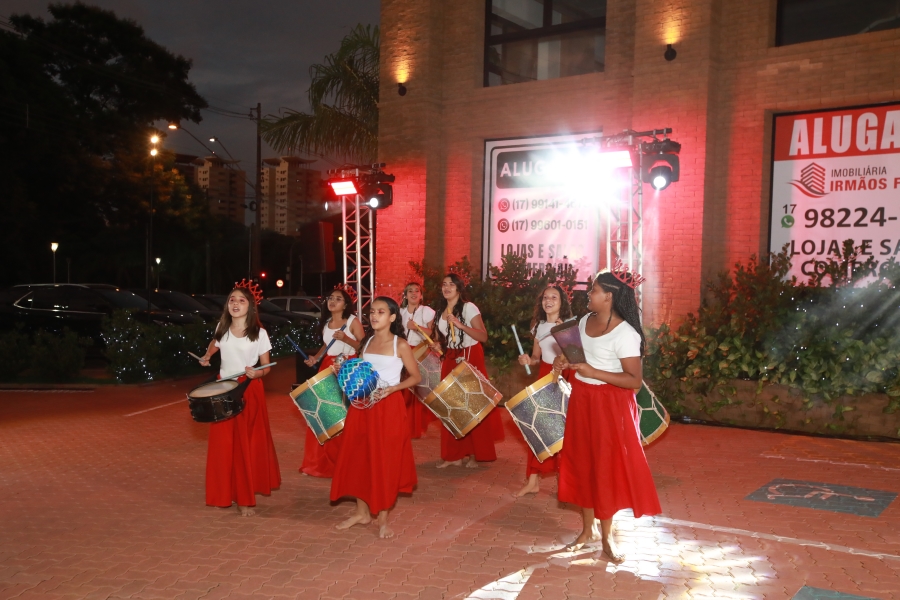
1, 359, 898, 599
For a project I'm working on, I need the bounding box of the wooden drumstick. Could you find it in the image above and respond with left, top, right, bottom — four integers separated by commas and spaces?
445, 311, 457, 344
412, 322, 442, 356
220, 362, 278, 382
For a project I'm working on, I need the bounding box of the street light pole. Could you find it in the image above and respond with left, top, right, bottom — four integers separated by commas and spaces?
155, 257, 161, 289
147, 135, 159, 312
51, 242, 58, 283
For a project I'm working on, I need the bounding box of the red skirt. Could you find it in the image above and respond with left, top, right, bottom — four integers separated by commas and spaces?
404, 388, 434, 439
524, 361, 563, 476
300, 354, 350, 478
557, 379, 661, 520
330, 390, 417, 514
206, 377, 281, 507
439, 343, 502, 462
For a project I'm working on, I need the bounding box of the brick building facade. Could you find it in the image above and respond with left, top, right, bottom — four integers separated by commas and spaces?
375, 0, 900, 325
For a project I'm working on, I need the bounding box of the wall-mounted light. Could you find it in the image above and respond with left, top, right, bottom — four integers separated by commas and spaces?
398, 82, 407, 96
664, 44, 677, 61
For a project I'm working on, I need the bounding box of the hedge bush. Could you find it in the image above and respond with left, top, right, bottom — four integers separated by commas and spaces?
0, 326, 90, 382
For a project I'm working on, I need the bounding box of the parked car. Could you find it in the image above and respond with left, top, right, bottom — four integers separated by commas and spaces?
192, 294, 295, 329
0, 284, 201, 345
130, 289, 222, 323
268, 296, 323, 319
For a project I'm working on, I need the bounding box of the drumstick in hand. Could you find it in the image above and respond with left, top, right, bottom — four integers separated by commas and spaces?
187, 351, 204, 362
511, 325, 531, 375
220, 363, 278, 382
412, 322, 442, 355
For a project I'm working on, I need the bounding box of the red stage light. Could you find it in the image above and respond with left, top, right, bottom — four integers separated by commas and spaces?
329, 180, 358, 195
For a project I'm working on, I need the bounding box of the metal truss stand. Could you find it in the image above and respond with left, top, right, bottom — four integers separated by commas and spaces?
341, 194, 375, 318
605, 151, 644, 309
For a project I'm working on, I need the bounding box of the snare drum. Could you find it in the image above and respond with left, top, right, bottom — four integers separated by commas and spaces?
290, 369, 349, 444
412, 342, 442, 401
506, 372, 570, 462
422, 361, 503, 439
637, 381, 669, 446
187, 379, 246, 423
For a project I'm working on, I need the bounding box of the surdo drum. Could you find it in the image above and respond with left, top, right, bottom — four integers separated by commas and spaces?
290, 370, 349, 444
187, 378, 250, 423
422, 361, 503, 439
505, 372, 570, 462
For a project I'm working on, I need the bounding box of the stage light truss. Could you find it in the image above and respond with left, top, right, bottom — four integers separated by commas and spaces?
341, 195, 374, 319
585, 128, 680, 310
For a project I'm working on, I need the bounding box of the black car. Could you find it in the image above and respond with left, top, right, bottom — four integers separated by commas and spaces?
192, 294, 295, 329
130, 289, 222, 323
0, 284, 201, 344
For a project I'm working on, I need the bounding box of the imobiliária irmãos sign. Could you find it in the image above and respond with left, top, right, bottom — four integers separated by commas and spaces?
770, 102, 900, 280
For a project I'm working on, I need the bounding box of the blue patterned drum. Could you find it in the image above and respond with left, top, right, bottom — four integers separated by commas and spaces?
337, 358, 380, 402
505, 372, 570, 462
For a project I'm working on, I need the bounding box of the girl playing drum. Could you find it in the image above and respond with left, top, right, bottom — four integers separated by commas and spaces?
399, 281, 436, 438
300, 285, 365, 478
552, 268, 661, 562
514, 284, 572, 497
330, 296, 420, 538
199, 282, 281, 516
431, 273, 502, 469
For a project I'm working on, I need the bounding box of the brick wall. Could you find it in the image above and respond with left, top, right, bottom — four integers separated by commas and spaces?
378, 0, 900, 325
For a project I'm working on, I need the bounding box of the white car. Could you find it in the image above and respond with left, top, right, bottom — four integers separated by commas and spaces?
268, 296, 322, 319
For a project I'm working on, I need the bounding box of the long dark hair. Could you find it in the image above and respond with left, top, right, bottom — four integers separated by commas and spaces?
530, 284, 573, 333
433, 273, 470, 349
318, 287, 355, 341
214, 288, 262, 342
594, 272, 645, 356
359, 296, 407, 353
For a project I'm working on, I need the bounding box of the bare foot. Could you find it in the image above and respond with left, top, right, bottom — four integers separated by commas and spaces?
376, 512, 394, 539
601, 538, 625, 564
464, 456, 479, 469
336, 511, 372, 530
436, 459, 463, 469
515, 476, 540, 497
565, 526, 601, 551
238, 506, 256, 517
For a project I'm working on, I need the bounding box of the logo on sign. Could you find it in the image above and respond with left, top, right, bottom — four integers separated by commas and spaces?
788, 163, 828, 198
497, 198, 510, 212
497, 218, 510, 233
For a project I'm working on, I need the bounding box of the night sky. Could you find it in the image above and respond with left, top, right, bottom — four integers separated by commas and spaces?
3, 0, 381, 180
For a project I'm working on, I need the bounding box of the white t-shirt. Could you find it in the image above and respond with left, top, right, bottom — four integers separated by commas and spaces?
534, 321, 562, 365
323, 314, 359, 356
400, 304, 436, 347
574, 315, 641, 385
216, 328, 272, 378
436, 302, 481, 349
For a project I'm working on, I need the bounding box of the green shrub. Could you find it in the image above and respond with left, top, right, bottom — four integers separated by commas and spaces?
644, 244, 900, 421
0, 326, 32, 381
30, 328, 91, 382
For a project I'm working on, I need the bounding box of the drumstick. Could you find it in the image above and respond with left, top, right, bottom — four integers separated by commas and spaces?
411, 322, 442, 356
219, 362, 278, 382
285, 335, 309, 360
445, 312, 457, 344
511, 325, 531, 375
187, 351, 204, 362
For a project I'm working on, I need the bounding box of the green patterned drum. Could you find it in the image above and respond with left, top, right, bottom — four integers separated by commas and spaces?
290, 370, 349, 444
637, 381, 669, 446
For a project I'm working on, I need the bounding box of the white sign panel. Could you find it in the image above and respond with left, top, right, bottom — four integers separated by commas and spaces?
483, 133, 629, 281
770, 103, 900, 280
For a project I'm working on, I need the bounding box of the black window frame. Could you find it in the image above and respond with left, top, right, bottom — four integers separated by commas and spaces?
484, 0, 607, 87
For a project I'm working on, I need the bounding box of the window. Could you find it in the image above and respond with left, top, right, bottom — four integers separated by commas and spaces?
776, 0, 900, 46
485, 0, 606, 86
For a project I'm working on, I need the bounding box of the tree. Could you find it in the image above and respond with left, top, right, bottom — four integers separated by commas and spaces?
261, 24, 379, 164
0, 3, 209, 287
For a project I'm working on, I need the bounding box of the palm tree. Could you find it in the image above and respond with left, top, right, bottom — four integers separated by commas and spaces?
261, 24, 379, 164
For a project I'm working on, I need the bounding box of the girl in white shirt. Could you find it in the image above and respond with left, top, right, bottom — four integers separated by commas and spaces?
399, 281, 437, 438
300, 285, 365, 478
553, 271, 661, 562
514, 284, 572, 497
330, 296, 421, 539
431, 273, 501, 468
199, 284, 280, 516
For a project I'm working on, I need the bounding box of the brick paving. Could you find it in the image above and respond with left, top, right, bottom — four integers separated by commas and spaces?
1, 358, 898, 599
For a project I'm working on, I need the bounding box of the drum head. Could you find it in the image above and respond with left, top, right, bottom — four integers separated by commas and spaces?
190, 380, 239, 398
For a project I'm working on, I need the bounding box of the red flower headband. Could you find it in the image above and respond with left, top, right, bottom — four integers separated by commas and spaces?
234, 279, 264, 305
333, 283, 358, 304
